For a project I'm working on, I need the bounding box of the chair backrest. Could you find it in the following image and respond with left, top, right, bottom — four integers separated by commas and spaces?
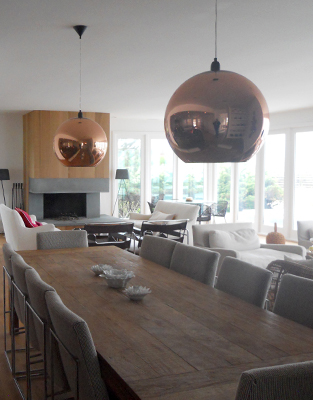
235, 360, 313, 400
297, 220, 313, 249
37, 230, 88, 250
169, 243, 220, 285
25, 268, 69, 391
84, 222, 134, 249
45, 291, 109, 400
215, 257, 273, 308
140, 235, 178, 268
84, 222, 134, 235
11, 253, 40, 349
273, 274, 313, 329
0, 204, 23, 250
141, 220, 188, 242
211, 201, 228, 217
2, 242, 17, 276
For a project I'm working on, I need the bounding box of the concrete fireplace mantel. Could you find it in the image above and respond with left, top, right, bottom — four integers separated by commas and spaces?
29, 178, 109, 193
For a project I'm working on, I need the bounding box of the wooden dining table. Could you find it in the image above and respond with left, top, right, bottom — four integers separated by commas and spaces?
18, 246, 313, 400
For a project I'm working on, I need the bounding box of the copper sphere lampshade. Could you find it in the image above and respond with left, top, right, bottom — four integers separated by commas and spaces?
53, 25, 108, 167
54, 114, 108, 167
164, 69, 269, 163
164, 0, 269, 164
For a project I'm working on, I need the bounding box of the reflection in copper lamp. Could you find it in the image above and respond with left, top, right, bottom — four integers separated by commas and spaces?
164, 1, 269, 163
54, 25, 107, 167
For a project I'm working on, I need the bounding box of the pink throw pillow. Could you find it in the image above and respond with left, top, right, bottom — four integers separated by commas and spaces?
15, 207, 42, 228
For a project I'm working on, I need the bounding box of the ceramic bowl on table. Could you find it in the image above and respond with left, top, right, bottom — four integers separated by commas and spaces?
100, 268, 135, 288
91, 264, 113, 276
124, 286, 151, 301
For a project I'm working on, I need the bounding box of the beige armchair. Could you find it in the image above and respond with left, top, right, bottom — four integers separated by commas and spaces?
297, 220, 313, 249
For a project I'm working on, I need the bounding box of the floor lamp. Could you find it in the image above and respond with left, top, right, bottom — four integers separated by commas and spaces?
112, 169, 129, 217
0, 169, 10, 206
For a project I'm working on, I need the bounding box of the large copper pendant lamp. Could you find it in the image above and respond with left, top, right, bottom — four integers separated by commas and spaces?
164, 1, 269, 163
54, 25, 108, 167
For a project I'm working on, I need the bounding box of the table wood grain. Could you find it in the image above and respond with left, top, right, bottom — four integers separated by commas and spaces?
18, 246, 313, 400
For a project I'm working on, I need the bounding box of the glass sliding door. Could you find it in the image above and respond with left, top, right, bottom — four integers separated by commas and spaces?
263, 134, 285, 227
150, 139, 174, 202
117, 138, 141, 217
238, 157, 256, 222
294, 131, 313, 228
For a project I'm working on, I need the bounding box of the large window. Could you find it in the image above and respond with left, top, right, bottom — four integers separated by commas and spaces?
238, 157, 256, 222
178, 161, 204, 200
216, 163, 231, 217
117, 138, 141, 217
294, 131, 313, 227
150, 139, 173, 201
263, 134, 285, 227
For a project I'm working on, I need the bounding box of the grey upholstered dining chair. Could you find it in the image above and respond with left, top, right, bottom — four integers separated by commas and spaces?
45, 290, 109, 400
11, 253, 43, 397
25, 268, 70, 397
37, 230, 88, 250
273, 274, 313, 329
215, 257, 273, 308
169, 242, 220, 285
140, 235, 178, 268
2, 243, 20, 373
235, 360, 313, 400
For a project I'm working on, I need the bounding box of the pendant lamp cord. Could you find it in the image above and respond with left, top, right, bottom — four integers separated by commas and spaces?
215, 0, 217, 59
79, 35, 82, 115
211, 0, 220, 71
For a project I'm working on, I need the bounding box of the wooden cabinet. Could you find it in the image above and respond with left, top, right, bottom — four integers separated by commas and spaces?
23, 110, 110, 210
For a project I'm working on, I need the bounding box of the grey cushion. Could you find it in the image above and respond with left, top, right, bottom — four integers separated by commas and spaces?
273, 274, 313, 329
235, 361, 313, 400
25, 269, 69, 392
37, 230, 88, 250
215, 257, 273, 308
2, 242, 16, 276
140, 235, 178, 268
45, 291, 109, 400
170, 243, 220, 285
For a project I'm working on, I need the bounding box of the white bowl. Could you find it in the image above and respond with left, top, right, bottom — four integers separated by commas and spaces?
100, 269, 135, 288
124, 285, 151, 301
91, 264, 113, 276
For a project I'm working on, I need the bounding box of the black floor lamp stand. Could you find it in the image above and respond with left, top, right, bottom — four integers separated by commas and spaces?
0, 169, 10, 206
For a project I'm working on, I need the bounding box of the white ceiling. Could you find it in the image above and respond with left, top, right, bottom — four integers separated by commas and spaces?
1, 0, 313, 121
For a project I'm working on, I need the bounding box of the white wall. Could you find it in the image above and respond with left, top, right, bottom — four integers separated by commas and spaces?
0, 112, 24, 208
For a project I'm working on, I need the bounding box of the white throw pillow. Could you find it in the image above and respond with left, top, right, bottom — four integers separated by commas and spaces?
208, 228, 260, 251
149, 211, 175, 221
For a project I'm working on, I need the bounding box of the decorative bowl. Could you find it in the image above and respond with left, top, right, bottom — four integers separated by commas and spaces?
99, 269, 135, 288
123, 286, 151, 301
91, 264, 113, 276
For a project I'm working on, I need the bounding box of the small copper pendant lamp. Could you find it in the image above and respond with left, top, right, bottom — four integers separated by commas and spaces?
54, 25, 108, 167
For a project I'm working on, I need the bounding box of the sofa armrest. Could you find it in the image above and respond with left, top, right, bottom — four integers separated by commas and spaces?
15, 223, 60, 251
261, 243, 306, 257
128, 212, 152, 220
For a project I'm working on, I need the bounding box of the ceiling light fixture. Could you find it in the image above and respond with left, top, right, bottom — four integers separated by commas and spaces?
53, 25, 108, 167
164, 0, 269, 163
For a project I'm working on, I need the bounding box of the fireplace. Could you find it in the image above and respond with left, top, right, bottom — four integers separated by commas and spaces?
44, 193, 87, 219
28, 178, 109, 220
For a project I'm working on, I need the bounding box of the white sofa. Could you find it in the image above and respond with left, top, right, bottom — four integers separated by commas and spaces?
129, 200, 200, 245
0, 204, 59, 251
193, 222, 306, 272
297, 220, 313, 249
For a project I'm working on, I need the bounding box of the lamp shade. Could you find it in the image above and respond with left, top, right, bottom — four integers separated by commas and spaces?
0, 169, 10, 180
53, 116, 108, 167
164, 70, 270, 163
115, 169, 129, 180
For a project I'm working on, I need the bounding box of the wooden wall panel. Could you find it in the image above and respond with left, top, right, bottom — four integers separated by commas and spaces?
23, 110, 110, 210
